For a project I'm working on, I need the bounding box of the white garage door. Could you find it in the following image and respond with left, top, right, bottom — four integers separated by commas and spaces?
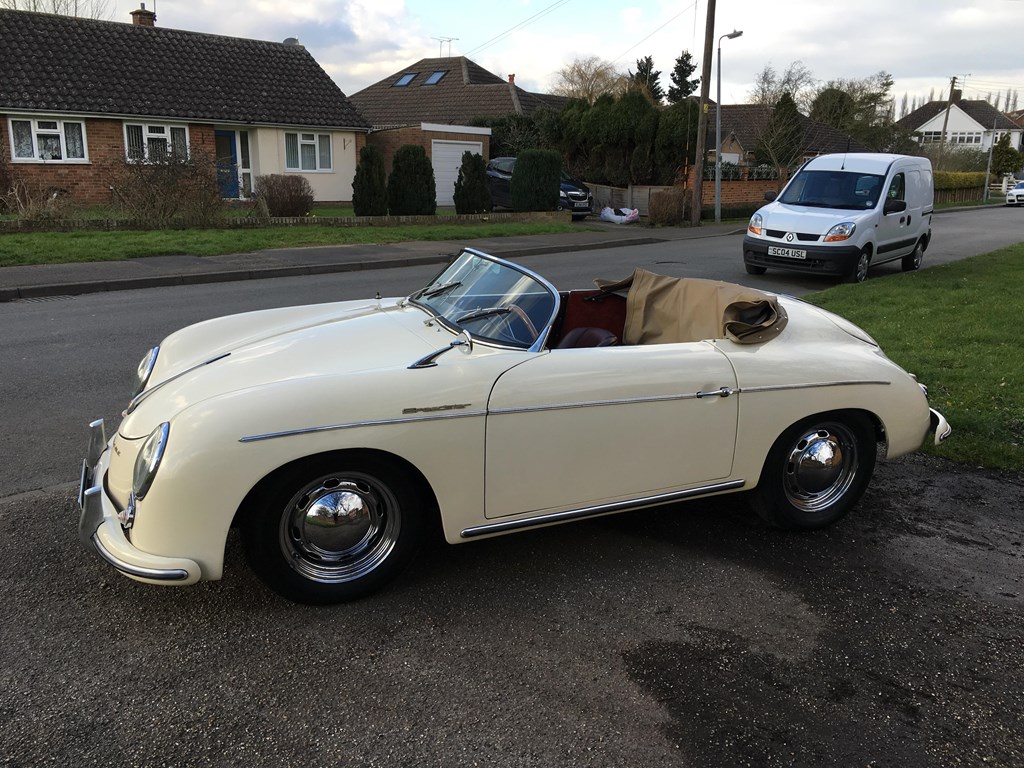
432, 140, 483, 207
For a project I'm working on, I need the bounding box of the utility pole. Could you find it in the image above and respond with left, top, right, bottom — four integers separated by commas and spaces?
690, 0, 716, 226
936, 75, 958, 166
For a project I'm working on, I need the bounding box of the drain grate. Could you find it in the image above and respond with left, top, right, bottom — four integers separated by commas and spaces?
14, 295, 75, 303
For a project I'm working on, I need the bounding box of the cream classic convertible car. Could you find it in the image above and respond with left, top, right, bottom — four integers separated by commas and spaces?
78, 248, 950, 604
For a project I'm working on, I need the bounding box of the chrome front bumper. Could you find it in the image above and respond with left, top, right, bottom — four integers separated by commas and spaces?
78, 419, 201, 585
929, 408, 952, 445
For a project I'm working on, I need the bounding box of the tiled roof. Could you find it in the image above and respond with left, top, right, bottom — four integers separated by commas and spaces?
896, 99, 1017, 131
711, 104, 870, 155
0, 9, 368, 129
350, 56, 563, 128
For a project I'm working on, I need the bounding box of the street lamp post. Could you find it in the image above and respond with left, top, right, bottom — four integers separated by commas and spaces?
715, 29, 743, 224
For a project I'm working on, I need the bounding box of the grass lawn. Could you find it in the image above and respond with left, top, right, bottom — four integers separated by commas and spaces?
806, 243, 1024, 473
0, 220, 592, 267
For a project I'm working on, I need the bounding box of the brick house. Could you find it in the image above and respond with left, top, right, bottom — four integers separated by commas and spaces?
0, 6, 369, 205
349, 57, 566, 205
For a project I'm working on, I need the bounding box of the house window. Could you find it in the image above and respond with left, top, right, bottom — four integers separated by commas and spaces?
423, 70, 447, 86
8, 117, 87, 162
950, 131, 982, 145
393, 73, 418, 87
918, 131, 943, 144
124, 122, 188, 161
285, 132, 332, 171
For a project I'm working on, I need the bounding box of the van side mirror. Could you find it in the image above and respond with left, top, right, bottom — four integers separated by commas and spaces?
763, 190, 777, 202
883, 198, 907, 214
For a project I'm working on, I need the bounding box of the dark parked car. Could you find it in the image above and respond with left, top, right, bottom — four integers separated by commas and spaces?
485, 157, 593, 219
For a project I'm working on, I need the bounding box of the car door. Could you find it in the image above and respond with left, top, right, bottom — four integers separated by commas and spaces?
486, 159, 514, 208
483, 342, 739, 519
876, 169, 916, 261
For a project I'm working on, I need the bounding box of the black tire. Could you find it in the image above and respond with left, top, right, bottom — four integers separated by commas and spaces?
745, 263, 767, 275
847, 249, 870, 283
751, 412, 876, 530
901, 240, 924, 272
242, 455, 425, 604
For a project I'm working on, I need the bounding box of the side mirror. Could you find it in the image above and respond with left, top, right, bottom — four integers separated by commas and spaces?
408, 331, 474, 369
884, 198, 907, 214
763, 190, 777, 202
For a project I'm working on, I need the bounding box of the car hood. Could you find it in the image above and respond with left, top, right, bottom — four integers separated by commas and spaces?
121, 298, 439, 438
759, 203, 872, 235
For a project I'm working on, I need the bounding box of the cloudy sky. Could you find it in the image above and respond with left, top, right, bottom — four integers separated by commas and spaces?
109, 0, 1024, 109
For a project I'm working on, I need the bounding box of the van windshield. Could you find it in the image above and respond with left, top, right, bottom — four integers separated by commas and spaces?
779, 170, 885, 210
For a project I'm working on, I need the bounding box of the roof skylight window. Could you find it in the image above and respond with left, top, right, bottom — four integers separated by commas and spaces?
423, 70, 447, 86
394, 73, 418, 87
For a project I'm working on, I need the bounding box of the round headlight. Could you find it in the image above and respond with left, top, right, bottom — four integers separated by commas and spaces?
132, 346, 160, 397
133, 422, 169, 500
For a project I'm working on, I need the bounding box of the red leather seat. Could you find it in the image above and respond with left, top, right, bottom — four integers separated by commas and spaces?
556, 326, 619, 349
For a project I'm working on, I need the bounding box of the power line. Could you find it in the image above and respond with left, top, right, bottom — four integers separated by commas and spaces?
611, 2, 698, 65
463, 0, 572, 57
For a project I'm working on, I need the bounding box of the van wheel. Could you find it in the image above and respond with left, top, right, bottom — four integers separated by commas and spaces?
901, 241, 924, 272
745, 263, 767, 275
847, 249, 870, 283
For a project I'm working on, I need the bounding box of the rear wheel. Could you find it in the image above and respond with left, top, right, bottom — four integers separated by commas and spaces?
752, 412, 876, 530
242, 455, 425, 604
901, 240, 924, 272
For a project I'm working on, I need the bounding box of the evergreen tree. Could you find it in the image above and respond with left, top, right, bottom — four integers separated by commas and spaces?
754, 93, 804, 180
667, 50, 700, 103
387, 145, 436, 216
629, 55, 664, 104
351, 145, 387, 216
452, 151, 491, 214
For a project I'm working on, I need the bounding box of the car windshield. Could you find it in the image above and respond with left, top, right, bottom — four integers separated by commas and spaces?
779, 169, 885, 210
409, 250, 558, 350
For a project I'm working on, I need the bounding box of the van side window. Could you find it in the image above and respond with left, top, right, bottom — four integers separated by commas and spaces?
887, 173, 905, 201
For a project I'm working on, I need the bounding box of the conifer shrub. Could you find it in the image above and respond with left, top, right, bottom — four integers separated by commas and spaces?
511, 148, 561, 212
352, 145, 388, 216
387, 144, 436, 215
453, 151, 491, 214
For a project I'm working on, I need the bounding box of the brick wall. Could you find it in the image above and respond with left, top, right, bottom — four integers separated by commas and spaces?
366, 126, 490, 173
1, 116, 219, 205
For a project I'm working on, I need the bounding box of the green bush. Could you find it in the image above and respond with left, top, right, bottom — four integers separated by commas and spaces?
255, 173, 314, 217
511, 148, 561, 212
108, 149, 224, 225
933, 171, 987, 191
453, 151, 491, 214
387, 144, 436, 216
352, 145, 388, 216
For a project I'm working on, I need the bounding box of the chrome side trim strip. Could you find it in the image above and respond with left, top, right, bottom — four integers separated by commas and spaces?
460, 480, 746, 538
90, 534, 190, 582
489, 391, 703, 416
127, 353, 231, 414
737, 380, 889, 394
239, 410, 487, 443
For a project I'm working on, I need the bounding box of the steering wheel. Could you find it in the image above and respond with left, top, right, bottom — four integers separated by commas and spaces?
506, 305, 539, 343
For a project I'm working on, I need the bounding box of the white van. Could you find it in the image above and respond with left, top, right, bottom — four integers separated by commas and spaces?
743, 153, 934, 283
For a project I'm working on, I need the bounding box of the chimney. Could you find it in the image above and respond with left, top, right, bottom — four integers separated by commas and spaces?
508, 74, 515, 85
131, 3, 156, 26
951, 88, 962, 103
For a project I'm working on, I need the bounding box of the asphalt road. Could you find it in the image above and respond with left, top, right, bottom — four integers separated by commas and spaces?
1, 206, 1022, 767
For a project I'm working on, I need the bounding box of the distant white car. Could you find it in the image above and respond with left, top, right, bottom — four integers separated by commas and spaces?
78, 249, 950, 604
1006, 181, 1024, 206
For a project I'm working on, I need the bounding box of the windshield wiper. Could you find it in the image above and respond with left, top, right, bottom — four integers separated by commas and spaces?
418, 280, 462, 299
456, 306, 511, 324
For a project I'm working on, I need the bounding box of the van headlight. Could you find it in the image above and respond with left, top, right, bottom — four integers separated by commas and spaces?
133, 422, 169, 500
748, 213, 763, 235
132, 345, 159, 397
824, 222, 856, 242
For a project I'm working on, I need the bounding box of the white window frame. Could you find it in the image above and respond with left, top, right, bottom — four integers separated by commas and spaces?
284, 131, 333, 172
7, 116, 89, 163
123, 122, 190, 162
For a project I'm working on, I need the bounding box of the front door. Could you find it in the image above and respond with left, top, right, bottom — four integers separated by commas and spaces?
484, 343, 739, 519
215, 130, 240, 199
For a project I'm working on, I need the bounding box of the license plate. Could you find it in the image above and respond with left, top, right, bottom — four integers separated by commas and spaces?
574, 202, 589, 209
768, 245, 807, 260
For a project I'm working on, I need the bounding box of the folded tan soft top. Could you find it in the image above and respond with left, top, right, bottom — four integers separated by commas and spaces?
594, 269, 788, 345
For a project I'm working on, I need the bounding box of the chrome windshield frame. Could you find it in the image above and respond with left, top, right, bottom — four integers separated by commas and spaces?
406, 247, 561, 353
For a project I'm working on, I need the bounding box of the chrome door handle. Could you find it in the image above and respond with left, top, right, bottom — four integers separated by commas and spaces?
696, 387, 732, 399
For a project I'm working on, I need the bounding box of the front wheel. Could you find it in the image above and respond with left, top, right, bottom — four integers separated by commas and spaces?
751, 412, 876, 530
901, 241, 924, 271
847, 249, 870, 283
242, 456, 425, 604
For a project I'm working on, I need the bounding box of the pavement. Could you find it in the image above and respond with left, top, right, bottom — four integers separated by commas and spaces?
0, 220, 746, 302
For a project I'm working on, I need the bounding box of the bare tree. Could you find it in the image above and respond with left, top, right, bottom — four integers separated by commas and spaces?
748, 60, 815, 112
551, 56, 626, 104
0, 0, 111, 17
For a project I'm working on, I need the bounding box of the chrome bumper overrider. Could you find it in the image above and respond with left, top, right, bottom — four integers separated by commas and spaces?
930, 408, 951, 445
78, 418, 200, 585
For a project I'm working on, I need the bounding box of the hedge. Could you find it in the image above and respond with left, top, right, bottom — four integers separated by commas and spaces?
933, 171, 987, 191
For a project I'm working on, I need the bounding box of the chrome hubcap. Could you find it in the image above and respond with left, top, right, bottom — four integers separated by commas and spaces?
280, 473, 400, 583
782, 424, 858, 513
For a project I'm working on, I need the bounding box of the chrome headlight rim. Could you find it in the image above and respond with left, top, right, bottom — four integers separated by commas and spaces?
132, 345, 160, 397
133, 422, 169, 501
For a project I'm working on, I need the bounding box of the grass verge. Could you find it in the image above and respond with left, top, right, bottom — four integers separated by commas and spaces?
0, 221, 592, 267
806, 243, 1024, 473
